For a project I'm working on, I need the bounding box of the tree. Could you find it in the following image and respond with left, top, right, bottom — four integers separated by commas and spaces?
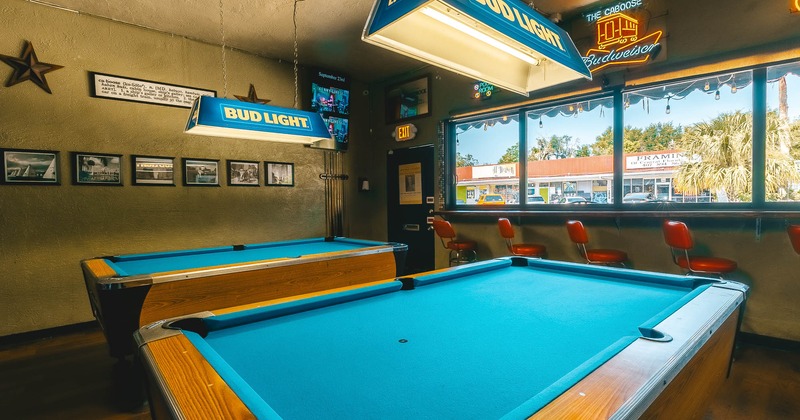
529, 135, 576, 160
456, 152, 478, 167
673, 111, 800, 202
498, 144, 519, 164
591, 123, 682, 156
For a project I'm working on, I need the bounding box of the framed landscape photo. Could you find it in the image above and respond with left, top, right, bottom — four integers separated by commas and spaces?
183, 158, 220, 186
385, 74, 431, 123
265, 161, 294, 187
2, 148, 60, 185
71, 152, 122, 185
132, 155, 174, 186
227, 160, 260, 186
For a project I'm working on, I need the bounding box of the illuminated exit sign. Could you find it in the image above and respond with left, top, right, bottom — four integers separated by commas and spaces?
581, 1, 663, 73
394, 123, 417, 142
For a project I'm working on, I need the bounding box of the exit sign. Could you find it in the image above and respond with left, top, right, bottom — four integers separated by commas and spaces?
394, 123, 417, 141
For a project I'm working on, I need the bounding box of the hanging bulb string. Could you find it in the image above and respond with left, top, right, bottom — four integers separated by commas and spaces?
293, 0, 300, 109
219, 0, 228, 98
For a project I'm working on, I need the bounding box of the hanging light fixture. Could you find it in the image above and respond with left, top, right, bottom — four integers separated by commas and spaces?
363, 0, 591, 96
184, 0, 336, 149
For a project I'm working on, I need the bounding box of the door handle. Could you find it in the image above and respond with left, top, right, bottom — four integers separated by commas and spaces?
403, 224, 420, 232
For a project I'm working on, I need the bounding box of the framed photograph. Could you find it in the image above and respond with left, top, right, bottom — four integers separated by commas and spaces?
2, 148, 60, 185
227, 160, 260, 186
385, 74, 431, 123
71, 152, 122, 185
132, 155, 174, 186
265, 162, 294, 187
183, 158, 220, 186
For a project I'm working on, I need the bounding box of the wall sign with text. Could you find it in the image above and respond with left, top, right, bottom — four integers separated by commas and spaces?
89, 72, 215, 108
581, 0, 663, 73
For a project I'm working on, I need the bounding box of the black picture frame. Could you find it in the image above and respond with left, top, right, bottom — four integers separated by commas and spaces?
385, 74, 431, 123
227, 160, 260, 186
131, 155, 175, 186
71, 152, 122, 186
1, 148, 60, 185
183, 158, 220, 186
265, 161, 294, 187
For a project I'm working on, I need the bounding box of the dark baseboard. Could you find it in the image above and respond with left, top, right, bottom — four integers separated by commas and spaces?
0, 321, 99, 349
738, 332, 800, 352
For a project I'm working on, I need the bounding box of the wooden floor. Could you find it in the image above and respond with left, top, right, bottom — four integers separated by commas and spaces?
1, 325, 798, 419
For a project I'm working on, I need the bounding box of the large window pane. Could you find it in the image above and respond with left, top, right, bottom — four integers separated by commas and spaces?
766, 61, 800, 202
624, 71, 753, 203
454, 115, 520, 206
525, 97, 614, 205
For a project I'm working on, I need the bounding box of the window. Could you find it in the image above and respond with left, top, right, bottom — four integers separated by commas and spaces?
766, 61, 800, 202
526, 97, 614, 204
623, 70, 753, 204
454, 114, 520, 206
446, 60, 800, 212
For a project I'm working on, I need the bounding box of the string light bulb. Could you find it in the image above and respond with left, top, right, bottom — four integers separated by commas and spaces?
704, 81, 710, 91
539, 117, 543, 128
731, 85, 738, 94
665, 97, 671, 114
715, 90, 720, 100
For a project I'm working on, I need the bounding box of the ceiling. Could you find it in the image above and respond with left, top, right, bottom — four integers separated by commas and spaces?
40, 0, 599, 84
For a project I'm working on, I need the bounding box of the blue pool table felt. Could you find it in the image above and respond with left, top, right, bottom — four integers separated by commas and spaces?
104, 237, 385, 276
182, 259, 708, 419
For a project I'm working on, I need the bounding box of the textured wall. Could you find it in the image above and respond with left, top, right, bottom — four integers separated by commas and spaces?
0, 0, 330, 336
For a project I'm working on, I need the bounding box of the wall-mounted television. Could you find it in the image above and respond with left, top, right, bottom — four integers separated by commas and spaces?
310, 68, 350, 151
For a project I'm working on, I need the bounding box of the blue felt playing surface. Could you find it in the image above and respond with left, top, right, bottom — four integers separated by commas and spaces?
190, 261, 704, 419
104, 237, 384, 276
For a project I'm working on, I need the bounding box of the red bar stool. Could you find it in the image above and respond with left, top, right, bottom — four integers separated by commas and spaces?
789, 225, 800, 255
498, 218, 547, 258
662, 220, 737, 278
565, 220, 628, 267
432, 219, 477, 266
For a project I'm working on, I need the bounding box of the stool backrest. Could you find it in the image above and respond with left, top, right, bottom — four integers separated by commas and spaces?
432, 219, 456, 240
566, 220, 589, 245
663, 220, 694, 250
497, 218, 515, 239
789, 225, 800, 255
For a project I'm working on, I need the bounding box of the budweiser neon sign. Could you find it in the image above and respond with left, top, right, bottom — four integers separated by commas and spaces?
582, 11, 662, 73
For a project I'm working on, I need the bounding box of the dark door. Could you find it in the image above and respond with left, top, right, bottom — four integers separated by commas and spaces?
387, 144, 435, 275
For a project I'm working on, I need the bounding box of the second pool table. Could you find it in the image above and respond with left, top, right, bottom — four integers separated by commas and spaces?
81, 236, 407, 358
136, 257, 747, 419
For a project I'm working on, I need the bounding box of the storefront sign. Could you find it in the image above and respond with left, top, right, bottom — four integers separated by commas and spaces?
626, 152, 686, 169
473, 163, 516, 178
581, 0, 663, 73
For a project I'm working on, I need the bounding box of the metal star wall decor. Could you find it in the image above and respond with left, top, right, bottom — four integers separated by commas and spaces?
235, 84, 271, 104
0, 41, 64, 94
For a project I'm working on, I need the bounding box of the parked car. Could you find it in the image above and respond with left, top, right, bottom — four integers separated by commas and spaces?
555, 196, 588, 204
527, 195, 546, 204
477, 194, 505, 205
622, 192, 656, 203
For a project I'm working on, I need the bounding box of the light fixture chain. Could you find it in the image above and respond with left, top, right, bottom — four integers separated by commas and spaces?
219, 0, 228, 98
292, 0, 300, 109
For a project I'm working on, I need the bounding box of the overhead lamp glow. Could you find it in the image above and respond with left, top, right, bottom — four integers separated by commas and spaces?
363, 0, 591, 96
185, 96, 338, 150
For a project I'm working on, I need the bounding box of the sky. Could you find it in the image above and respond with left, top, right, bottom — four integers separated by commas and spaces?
457, 71, 800, 165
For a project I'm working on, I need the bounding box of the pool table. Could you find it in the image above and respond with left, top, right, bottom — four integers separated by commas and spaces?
81, 236, 407, 359
136, 257, 747, 419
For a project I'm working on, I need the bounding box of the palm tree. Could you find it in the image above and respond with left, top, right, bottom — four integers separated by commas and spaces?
674, 111, 799, 201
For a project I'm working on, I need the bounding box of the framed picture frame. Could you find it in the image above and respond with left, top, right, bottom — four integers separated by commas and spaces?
183, 158, 220, 186
227, 160, 260, 186
385, 74, 431, 123
131, 155, 175, 186
265, 161, 294, 187
71, 152, 122, 185
2, 148, 60, 185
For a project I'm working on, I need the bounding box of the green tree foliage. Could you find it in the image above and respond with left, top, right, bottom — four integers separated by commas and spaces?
456, 152, 479, 167
591, 123, 682, 155
498, 144, 519, 164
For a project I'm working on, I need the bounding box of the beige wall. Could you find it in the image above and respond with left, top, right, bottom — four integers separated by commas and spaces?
350, 0, 800, 341
0, 0, 336, 336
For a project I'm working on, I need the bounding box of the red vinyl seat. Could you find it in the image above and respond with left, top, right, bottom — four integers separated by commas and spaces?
789, 225, 800, 255
497, 218, 547, 258
565, 220, 627, 267
662, 220, 737, 278
432, 219, 477, 266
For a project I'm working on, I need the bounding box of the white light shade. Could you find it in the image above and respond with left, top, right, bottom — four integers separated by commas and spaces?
185, 96, 338, 150
363, 0, 591, 96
